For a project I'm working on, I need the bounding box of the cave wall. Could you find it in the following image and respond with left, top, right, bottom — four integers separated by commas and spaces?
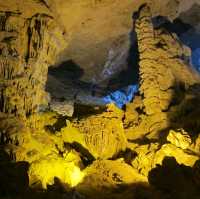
0, 0, 65, 117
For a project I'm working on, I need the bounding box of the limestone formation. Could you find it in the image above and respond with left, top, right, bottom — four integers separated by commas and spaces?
167, 129, 192, 149
1, 1, 200, 199
28, 153, 84, 188
50, 100, 74, 117
131, 130, 199, 176
77, 159, 148, 199
125, 4, 200, 140
45, 0, 200, 87
0, 1, 65, 117
72, 104, 127, 159
0, 111, 85, 189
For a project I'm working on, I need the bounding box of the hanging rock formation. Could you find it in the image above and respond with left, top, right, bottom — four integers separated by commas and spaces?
0, 1, 65, 117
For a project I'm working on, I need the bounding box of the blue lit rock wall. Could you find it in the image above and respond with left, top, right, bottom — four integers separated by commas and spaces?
180, 31, 200, 72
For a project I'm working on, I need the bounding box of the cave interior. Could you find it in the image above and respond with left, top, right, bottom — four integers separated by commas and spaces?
1, 1, 200, 199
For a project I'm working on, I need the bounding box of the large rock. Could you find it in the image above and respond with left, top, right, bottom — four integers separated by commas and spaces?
77, 159, 148, 199
167, 129, 192, 149
131, 129, 199, 176
148, 156, 200, 199
71, 103, 127, 159
28, 153, 84, 189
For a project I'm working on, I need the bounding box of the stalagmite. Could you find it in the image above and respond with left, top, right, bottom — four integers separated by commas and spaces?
125, 4, 200, 140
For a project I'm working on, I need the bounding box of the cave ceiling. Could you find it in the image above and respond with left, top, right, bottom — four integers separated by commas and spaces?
43, 0, 200, 82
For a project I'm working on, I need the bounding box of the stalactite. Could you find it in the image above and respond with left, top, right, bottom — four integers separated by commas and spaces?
0, 11, 65, 118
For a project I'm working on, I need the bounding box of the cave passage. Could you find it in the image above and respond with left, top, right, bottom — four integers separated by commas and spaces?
47, 30, 140, 109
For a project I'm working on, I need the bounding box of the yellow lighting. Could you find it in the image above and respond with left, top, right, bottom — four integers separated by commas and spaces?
29, 156, 85, 189
70, 166, 85, 187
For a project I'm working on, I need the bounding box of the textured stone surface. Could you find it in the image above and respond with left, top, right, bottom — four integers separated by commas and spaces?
0, 0, 65, 117
77, 159, 148, 199
167, 129, 192, 149
0, 111, 85, 189
125, 4, 200, 140
72, 103, 127, 159
131, 141, 199, 176
28, 153, 83, 188
1, 1, 200, 199
50, 100, 74, 117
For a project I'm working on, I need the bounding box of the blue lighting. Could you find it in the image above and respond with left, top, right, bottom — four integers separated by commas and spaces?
180, 33, 200, 72
192, 48, 200, 72
102, 84, 138, 108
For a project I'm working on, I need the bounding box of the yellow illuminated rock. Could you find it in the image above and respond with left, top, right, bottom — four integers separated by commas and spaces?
60, 120, 86, 148
131, 141, 199, 176
28, 154, 84, 188
167, 129, 192, 149
72, 103, 127, 159
77, 159, 148, 199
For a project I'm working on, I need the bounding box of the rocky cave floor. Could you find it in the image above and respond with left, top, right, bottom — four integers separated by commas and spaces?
2, 1, 200, 199
2, 101, 200, 199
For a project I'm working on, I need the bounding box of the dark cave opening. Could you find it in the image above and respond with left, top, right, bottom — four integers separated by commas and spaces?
46, 28, 140, 110
106, 30, 139, 92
